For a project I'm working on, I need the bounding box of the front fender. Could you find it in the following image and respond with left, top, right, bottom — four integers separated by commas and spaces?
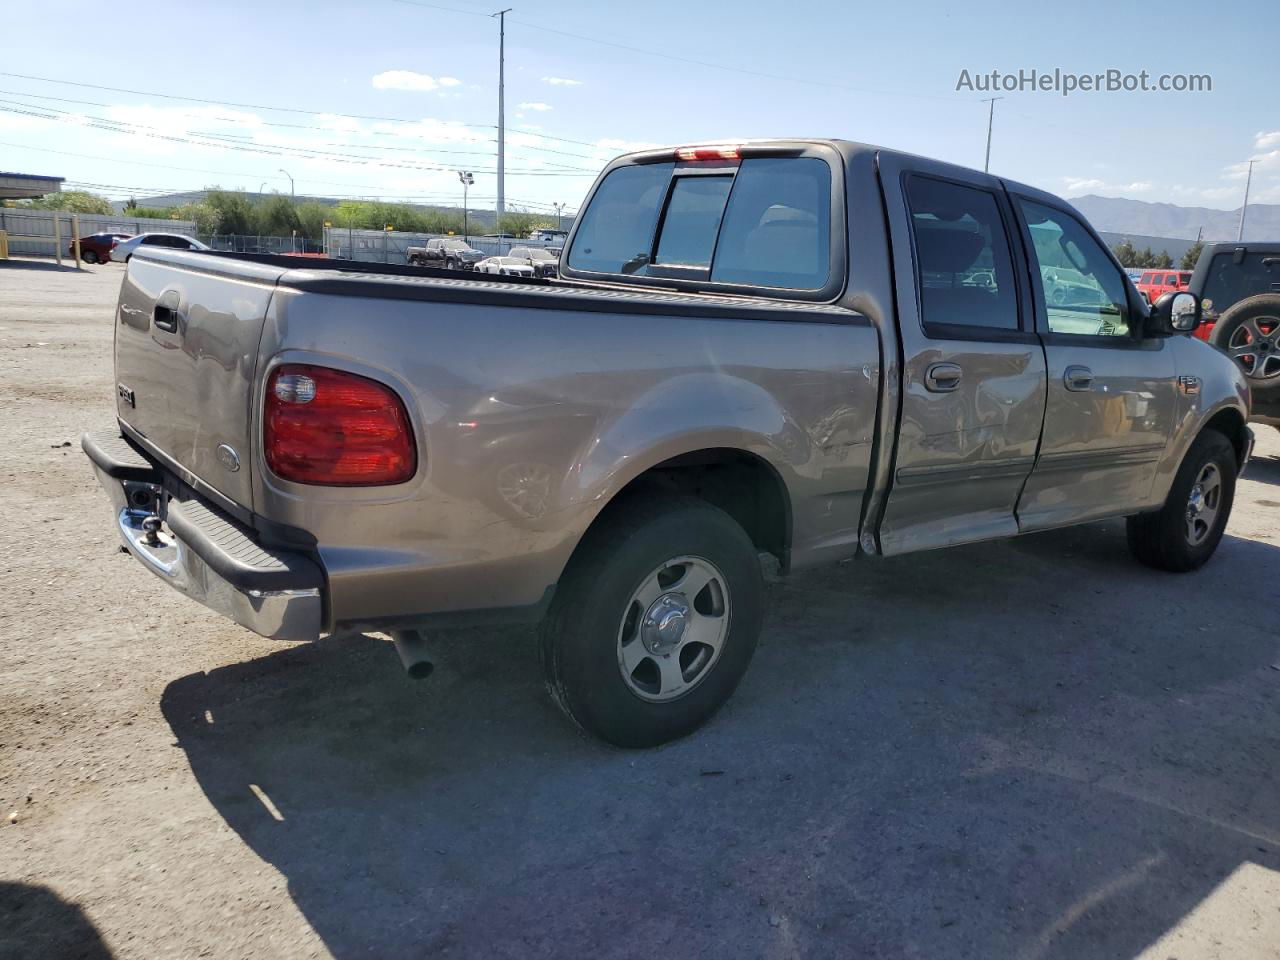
1154, 336, 1251, 502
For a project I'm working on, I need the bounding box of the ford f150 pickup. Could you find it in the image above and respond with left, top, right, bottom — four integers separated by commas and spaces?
84, 139, 1253, 747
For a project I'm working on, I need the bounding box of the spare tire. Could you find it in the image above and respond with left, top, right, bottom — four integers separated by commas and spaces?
1209, 294, 1280, 399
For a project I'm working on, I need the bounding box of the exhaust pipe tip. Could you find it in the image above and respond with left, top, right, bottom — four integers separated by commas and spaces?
405, 660, 435, 681
391, 629, 435, 680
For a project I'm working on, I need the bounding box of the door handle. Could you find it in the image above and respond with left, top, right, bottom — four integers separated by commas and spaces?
1064, 365, 1094, 391
153, 290, 181, 333
924, 362, 963, 393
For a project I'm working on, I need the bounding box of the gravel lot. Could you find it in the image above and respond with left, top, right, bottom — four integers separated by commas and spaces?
2, 257, 1279, 960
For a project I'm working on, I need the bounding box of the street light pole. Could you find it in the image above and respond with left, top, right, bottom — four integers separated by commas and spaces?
278, 168, 294, 200
553, 202, 564, 231
1237, 159, 1255, 241
981, 97, 1003, 173
493, 8, 512, 227
458, 170, 474, 239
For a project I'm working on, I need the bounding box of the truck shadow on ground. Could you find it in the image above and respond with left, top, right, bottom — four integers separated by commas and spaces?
161, 520, 1280, 959
0, 882, 114, 959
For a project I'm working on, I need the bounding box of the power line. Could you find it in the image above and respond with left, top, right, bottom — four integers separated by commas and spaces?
0, 102, 596, 177
392, 0, 968, 102
0, 88, 607, 162
0, 141, 574, 209
0, 71, 610, 150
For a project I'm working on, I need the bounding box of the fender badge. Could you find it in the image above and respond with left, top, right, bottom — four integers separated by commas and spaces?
216, 444, 241, 473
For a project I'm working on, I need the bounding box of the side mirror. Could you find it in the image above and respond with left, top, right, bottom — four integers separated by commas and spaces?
1147, 291, 1200, 337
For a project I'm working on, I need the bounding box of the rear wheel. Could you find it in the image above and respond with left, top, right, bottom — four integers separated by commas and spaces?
81, 249, 100, 264
539, 495, 764, 748
1127, 430, 1237, 572
1209, 295, 1280, 400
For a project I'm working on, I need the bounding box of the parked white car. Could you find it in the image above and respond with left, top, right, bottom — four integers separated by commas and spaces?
111, 233, 210, 262
475, 256, 537, 277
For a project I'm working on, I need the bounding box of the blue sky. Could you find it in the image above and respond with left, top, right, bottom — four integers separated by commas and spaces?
0, 0, 1275, 215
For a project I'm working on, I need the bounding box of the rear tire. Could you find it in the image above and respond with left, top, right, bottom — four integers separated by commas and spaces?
82, 250, 100, 264
539, 495, 764, 748
1127, 430, 1237, 572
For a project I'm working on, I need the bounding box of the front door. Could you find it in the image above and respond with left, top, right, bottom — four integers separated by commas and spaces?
876, 157, 1048, 554
1013, 197, 1178, 530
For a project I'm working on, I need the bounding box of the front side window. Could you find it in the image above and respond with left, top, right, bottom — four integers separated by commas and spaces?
906, 176, 1019, 331
1020, 200, 1129, 337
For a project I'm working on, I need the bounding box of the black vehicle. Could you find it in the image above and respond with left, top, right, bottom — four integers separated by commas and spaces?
1190, 242, 1280, 427
406, 238, 485, 270
507, 245, 560, 278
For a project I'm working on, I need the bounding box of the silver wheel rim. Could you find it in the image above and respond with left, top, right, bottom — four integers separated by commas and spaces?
616, 555, 730, 703
1226, 315, 1280, 380
1185, 462, 1222, 546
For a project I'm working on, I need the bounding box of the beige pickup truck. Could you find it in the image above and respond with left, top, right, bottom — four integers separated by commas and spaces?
84, 139, 1252, 747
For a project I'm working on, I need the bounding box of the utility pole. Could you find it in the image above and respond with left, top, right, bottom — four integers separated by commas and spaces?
1237, 159, 1255, 241
553, 202, 564, 231
493, 8, 512, 228
458, 170, 474, 239
981, 97, 1003, 173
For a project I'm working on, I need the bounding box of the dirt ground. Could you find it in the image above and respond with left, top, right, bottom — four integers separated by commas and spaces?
2, 257, 1279, 960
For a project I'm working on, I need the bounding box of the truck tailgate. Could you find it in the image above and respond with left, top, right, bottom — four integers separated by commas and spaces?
113, 250, 287, 509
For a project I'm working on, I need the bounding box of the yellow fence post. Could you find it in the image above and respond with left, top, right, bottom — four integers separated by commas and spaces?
72, 214, 82, 269
0, 230, 8, 260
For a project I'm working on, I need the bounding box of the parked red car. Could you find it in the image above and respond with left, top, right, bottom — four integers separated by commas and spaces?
1136, 270, 1191, 307
68, 232, 131, 264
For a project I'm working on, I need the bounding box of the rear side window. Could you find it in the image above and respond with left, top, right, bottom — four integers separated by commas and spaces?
905, 176, 1019, 331
567, 156, 832, 291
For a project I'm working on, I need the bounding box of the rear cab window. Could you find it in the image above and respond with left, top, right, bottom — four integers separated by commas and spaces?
564, 147, 840, 299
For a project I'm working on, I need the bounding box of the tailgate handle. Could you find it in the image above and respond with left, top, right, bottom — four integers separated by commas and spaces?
153, 290, 181, 333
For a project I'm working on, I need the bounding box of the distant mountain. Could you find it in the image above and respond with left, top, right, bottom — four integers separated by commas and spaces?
1069, 194, 1280, 242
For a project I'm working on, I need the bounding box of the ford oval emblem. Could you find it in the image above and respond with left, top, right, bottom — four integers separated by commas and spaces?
216, 443, 241, 473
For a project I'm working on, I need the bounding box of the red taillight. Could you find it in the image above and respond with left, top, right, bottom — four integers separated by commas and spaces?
674, 144, 742, 162
264, 364, 417, 486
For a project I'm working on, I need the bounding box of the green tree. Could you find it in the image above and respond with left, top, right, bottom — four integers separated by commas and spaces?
1152, 250, 1173, 269
204, 188, 255, 235
18, 190, 113, 215
1111, 239, 1138, 267
1180, 240, 1205, 271
254, 194, 302, 236
295, 202, 332, 241
497, 210, 555, 238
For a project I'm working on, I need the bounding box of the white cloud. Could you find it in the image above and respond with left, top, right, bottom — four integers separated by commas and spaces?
372, 70, 443, 92
1254, 131, 1280, 150
1062, 176, 1152, 196
438, 76, 462, 88
541, 76, 581, 86
519, 102, 553, 112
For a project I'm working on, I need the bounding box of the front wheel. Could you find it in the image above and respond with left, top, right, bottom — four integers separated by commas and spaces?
1127, 430, 1237, 572
539, 496, 764, 747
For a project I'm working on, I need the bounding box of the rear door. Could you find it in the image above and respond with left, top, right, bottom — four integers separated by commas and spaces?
876, 155, 1047, 554
1012, 196, 1177, 529
114, 251, 284, 508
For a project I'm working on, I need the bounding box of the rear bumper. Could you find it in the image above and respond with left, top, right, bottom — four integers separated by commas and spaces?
82, 431, 324, 642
